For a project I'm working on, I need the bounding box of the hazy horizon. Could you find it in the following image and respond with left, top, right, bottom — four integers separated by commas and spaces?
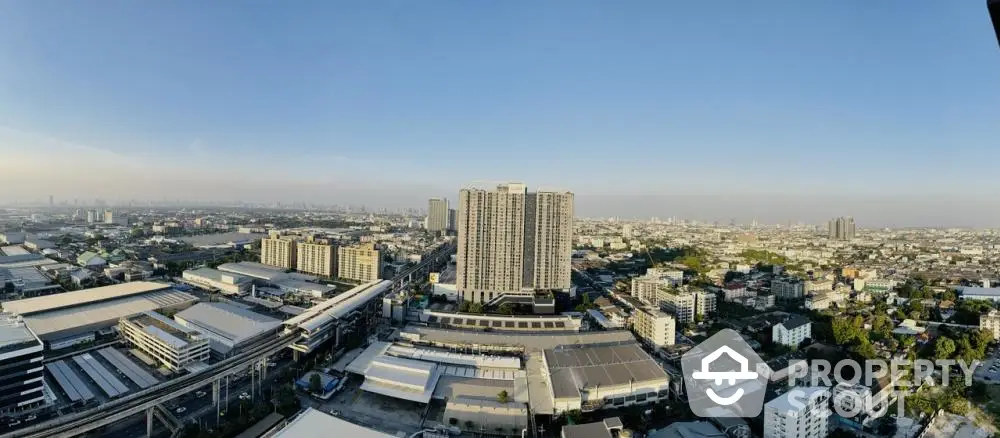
2, 2, 998, 228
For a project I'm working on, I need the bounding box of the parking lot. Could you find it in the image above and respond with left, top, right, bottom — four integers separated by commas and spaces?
305, 377, 428, 436
973, 346, 999, 383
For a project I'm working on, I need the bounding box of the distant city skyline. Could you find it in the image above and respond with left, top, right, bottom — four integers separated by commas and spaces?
4, 191, 1000, 229
1, 2, 998, 227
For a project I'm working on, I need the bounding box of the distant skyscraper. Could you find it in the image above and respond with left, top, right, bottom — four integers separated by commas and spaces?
426, 198, 449, 233
456, 183, 574, 303
827, 217, 856, 241
48, 195, 53, 207
448, 208, 457, 232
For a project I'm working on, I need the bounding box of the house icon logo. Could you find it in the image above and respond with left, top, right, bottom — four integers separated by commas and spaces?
681, 329, 768, 417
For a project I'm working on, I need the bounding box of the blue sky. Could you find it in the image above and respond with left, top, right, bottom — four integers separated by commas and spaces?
1, 1, 998, 225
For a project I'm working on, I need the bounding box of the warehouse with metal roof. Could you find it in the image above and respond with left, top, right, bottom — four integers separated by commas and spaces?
0, 253, 57, 269
3, 282, 198, 347
216, 261, 317, 282
418, 309, 582, 332
2, 281, 172, 315
268, 408, 394, 438
174, 302, 282, 356
543, 341, 670, 413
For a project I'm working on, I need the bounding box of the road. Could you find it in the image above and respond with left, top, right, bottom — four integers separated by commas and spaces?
11, 243, 457, 438
4, 333, 296, 438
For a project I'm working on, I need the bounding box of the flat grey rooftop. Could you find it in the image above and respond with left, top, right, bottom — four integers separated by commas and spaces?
175, 302, 281, 344
401, 325, 634, 352
544, 342, 669, 399
178, 232, 263, 247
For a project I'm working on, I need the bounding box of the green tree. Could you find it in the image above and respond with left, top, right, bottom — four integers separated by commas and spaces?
497, 390, 510, 404
309, 373, 323, 394
934, 337, 956, 360
853, 339, 878, 360
458, 301, 471, 313
498, 303, 516, 315
872, 315, 893, 340
468, 302, 485, 314
833, 315, 865, 345
565, 410, 583, 425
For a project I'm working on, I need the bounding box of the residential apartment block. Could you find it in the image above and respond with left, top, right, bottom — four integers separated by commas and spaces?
658, 290, 696, 323
632, 307, 675, 348
260, 234, 297, 269
982, 310, 1000, 340
456, 183, 573, 303
772, 316, 812, 347
632, 276, 662, 306
772, 276, 804, 300
338, 243, 382, 282
427, 198, 449, 233
297, 238, 336, 277
764, 387, 831, 438
694, 291, 716, 316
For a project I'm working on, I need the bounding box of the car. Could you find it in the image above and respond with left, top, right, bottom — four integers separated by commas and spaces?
195, 391, 207, 398
7, 420, 19, 427
23, 415, 36, 422
239, 392, 251, 400
175, 407, 187, 414
329, 410, 341, 416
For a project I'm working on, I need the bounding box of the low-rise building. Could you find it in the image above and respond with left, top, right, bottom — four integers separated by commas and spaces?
546, 342, 670, 413
722, 283, 752, 302
804, 280, 833, 293
118, 311, 210, 371
772, 316, 812, 347
862, 279, 897, 294
961, 287, 1000, 302
0, 233, 26, 245
561, 418, 623, 438
76, 251, 107, 268
181, 267, 252, 295
174, 302, 283, 357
